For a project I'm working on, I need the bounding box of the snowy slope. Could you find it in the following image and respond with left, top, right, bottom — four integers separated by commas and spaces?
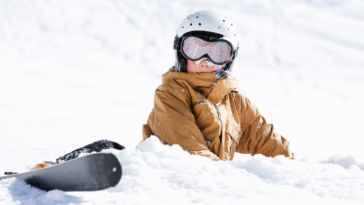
1, 0, 364, 204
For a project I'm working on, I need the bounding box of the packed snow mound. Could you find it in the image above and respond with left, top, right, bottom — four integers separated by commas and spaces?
114, 136, 364, 204
1, 137, 364, 204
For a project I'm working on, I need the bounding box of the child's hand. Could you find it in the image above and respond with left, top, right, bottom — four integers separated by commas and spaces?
29, 163, 51, 171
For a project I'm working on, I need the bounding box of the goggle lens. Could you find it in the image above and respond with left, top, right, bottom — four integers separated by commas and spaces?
182, 37, 232, 64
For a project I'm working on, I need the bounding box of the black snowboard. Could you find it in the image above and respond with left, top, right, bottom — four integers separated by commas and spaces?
0, 153, 122, 191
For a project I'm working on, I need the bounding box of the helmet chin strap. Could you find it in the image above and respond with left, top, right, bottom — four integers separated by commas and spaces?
215, 68, 229, 80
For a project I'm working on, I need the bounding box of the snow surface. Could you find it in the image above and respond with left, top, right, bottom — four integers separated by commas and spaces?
1, 0, 364, 204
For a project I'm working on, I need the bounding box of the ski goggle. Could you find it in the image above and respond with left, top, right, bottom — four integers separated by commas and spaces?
181, 36, 233, 65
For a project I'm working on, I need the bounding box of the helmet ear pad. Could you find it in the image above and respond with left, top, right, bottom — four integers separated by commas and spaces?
223, 46, 238, 72
175, 50, 188, 72
222, 61, 233, 72
173, 34, 187, 73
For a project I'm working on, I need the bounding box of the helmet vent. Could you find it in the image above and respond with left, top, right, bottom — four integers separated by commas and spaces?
223, 20, 225, 22
199, 23, 201, 26
190, 23, 192, 26
196, 16, 199, 18
231, 24, 233, 26
182, 26, 184, 28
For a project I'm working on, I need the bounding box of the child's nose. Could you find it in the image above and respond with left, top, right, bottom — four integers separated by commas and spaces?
199, 60, 210, 68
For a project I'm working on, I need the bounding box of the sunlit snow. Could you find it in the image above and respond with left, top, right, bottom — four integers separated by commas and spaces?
1, 0, 364, 204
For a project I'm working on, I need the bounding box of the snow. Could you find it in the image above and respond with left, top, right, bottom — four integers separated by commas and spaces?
1, 0, 364, 204
1, 137, 364, 204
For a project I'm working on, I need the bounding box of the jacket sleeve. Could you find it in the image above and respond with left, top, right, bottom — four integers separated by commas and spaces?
145, 81, 220, 161
236, 95, 294, 159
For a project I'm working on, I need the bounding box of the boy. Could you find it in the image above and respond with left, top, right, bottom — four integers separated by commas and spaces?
28, 11, 293, 171
142, 10, 294, 161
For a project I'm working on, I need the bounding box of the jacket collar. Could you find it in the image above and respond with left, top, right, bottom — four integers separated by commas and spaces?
162, 67, 238, 104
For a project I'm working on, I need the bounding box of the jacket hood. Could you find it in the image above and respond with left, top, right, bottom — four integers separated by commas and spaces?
162, 66, 238, 104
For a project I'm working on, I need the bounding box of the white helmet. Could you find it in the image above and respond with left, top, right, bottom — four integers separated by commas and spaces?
173, 10, 239, 72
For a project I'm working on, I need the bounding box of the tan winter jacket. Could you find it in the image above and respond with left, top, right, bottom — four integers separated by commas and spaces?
142, 67, 294, 161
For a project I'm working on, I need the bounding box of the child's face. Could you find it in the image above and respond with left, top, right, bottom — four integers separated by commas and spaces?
187, 59, 223, 73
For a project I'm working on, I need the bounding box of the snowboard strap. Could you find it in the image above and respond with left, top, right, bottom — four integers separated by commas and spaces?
55, 140, 125, 164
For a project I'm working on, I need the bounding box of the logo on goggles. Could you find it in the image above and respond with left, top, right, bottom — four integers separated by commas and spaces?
181, 36, 233, 65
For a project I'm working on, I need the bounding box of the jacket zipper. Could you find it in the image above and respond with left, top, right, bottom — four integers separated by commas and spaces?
212, 103, 223, 142
213, 99, 236, 160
